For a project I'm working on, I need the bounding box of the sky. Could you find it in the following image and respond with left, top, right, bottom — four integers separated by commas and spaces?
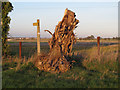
8, 0, 119, 2
8, 1, 118, 38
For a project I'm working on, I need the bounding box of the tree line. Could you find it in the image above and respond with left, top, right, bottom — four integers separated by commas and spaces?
78, 35, 120, 40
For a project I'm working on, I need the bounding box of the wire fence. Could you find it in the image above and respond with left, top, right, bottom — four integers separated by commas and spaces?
8, 40, 118, 58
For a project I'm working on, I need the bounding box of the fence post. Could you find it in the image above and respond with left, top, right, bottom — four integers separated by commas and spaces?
33, 19, 40, 56
19, 42, 22, 59
97, 36, 100, 55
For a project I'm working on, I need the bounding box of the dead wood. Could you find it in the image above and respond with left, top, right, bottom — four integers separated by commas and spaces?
35, 8, 79, 73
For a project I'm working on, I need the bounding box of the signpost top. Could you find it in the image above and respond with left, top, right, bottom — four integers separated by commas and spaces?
33, 23, 38, 26
33, 19, 39, 26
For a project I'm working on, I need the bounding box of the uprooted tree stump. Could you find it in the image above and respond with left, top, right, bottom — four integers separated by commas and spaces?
35, 8, 79, 73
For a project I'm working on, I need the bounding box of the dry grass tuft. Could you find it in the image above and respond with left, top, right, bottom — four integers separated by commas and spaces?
2, 53, 39, 71
81, 45, 118, 72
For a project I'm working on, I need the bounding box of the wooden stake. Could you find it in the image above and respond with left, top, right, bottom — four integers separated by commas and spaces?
97, 37, 100, 55
33, 19, 40, 55
19, 42, 22, 59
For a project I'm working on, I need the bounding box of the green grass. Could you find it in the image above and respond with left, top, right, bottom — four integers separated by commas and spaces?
2, 42, 119, 88
2, 62, 118, 88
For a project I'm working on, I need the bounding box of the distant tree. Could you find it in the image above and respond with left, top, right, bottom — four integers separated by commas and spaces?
107, 38, 111, 40
115, 37, 120, 40
1, 1, 13, 56
112, 37, 120, 40
78, 37, 83, 40
113, 37, 116, 40
86, 35, 95, 40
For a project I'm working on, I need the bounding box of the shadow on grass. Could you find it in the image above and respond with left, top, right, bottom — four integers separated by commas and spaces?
65, 53, 98, 73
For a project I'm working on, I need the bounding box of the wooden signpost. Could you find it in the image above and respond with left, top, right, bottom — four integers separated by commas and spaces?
33, 19, 40, 55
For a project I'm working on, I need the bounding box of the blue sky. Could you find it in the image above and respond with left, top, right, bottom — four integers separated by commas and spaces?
8, 1, 118, 38
9, 0, 119, 2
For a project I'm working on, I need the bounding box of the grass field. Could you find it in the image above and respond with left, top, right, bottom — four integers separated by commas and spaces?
2, 40, 119, 88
